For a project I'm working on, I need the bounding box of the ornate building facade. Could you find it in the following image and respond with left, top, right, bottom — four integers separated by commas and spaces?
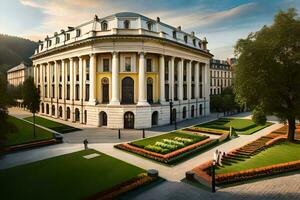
210, 59, 234, 95
32, 12, 212, 129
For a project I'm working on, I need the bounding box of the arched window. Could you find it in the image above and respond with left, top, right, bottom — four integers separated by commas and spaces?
124, 20, 130, 29
41, 103, 44, 113
147, 78, 153, 103
101, 78, 109, 103
46, 104, 49, 114
59, 106, 63, 118
152, 111, 158, 126
101, 21, 108, 31
122, 77, 134, 104
147, 21, 153, 31
67, 107, 71, 119
52, 105, 55, 116
183, 107, 187, 119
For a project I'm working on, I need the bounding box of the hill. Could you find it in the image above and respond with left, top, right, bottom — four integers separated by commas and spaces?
0, 34, 38, 74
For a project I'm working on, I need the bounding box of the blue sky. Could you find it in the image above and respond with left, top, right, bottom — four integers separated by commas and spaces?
0, 0, 299, 59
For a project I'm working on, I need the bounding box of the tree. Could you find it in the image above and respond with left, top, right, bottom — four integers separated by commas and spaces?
252, 106, 267, 125
234, 8, 300, 141
23, 77, 40, 137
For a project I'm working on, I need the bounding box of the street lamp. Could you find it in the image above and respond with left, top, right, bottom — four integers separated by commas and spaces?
212, 150, 217, 193
169, 99, 173, 125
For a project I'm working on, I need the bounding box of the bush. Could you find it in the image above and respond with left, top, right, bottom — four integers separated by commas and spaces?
252, 107, 267, 125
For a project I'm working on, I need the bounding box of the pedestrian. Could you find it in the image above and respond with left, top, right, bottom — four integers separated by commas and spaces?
83, 139, 88, 150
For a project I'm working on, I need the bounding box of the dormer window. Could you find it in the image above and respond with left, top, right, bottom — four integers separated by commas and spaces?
48, 40, 52, 47
198, 41, 202, 48
147, 21, 153, 31
193, 39, 196, 46
56, 37, 60, 44
76, 29, 81, 37
66, 33, 70, 41
184, 35, 188, 43
40, 44, 44, 50
173, 31, 177, 39
101, 21, 108, 31
124, 20, 130, 29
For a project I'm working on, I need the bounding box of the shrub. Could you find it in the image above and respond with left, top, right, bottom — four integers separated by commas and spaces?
155, 142, 178, 151
252, 107, 267, 125
162, 139, 185, 147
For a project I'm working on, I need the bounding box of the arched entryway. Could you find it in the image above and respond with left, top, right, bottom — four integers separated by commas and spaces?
122, 77, 134, 104
101, 78, 109, 103
151, 111, 158, 126
99, 111, 107, 126
124, 111, 134, 129
191, 105, 195, 118
75, 108, 80, 122
147, 77, 153, 103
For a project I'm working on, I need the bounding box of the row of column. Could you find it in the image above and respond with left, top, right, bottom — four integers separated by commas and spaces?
158, 55, 209, 103
34, 52, 209, 107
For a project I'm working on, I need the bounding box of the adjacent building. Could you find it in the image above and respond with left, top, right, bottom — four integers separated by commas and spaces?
7, 62, 33, 86
210, 58, 234, 95
32, 12, 213, 129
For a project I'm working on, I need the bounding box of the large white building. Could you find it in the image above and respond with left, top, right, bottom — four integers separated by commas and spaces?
7, 62, 33, 86
32, 12, 212, 129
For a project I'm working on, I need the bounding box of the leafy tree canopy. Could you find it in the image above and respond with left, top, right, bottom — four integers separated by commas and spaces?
234, 8, 300, 141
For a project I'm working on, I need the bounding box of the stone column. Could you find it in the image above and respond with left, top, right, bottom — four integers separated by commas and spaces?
110, 51, 120, 105
170, 57, 175, 101
83, 58, 86, 102
54, 61, 59, 118
79, 57, 83, 101
47, 62, 51, 99
178, 58, 184, 101
33, 65, 37, 84
40, 64, 44, 99
187, 60, 192, 100
89, 54, 96, 104
195, 62, 200, 99
61, 59, 66, 120
159, 55, 165, 103
138, 52, 148, 106
204, 62, 210, 115
69, 58, 74, 101
168, 59, 172, 101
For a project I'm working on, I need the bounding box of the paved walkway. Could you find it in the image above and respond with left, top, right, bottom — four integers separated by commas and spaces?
120, 173, 300, 200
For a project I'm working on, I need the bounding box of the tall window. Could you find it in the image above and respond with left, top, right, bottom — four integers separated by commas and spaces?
125, 57, 131, 72
183, 65, 187, 82
147, 78, 153, 103
85, 84, 90, 101
147, 22, 153, 31
45, 85, 47, 98
174, 84, 178, 100
165, 61, 169, 81
183, 107, 187, 119
101, 21, 108, 31
66, 33, 70, 41
183, 84, 187, 100
59, 84, 62, 99
103, 58, 109, 72
102, 78, 109, 103
146, 59, 152, 72
75, 84, 79, 100
66, 85, 70, 100
76, 29, 81, 37
52, 85, 55, 98
193, 39, 196, 46
56, 37, 60, 44
86, 59, 90, 80
191, 84, 195, 99
172, 31, 177, 39
124, 20, 130, 29
165, 84, 169, 101
184, 35, 188, 43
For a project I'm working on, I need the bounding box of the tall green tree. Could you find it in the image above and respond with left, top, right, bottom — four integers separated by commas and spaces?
0, 74, 9, 152
23, 77, 40, 137
234, 8, 300, 141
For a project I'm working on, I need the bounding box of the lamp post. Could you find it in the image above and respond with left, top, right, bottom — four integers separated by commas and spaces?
212, 151, 217, 193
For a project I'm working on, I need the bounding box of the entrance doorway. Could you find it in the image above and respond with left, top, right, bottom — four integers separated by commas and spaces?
124, 111, 134, 129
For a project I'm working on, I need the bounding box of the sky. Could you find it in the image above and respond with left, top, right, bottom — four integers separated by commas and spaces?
0, 0, 300, 59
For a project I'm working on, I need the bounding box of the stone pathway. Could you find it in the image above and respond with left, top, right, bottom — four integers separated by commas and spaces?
121, 173, 300, 200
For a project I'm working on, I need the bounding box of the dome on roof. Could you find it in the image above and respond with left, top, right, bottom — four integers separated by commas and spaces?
114, 12, 143, 17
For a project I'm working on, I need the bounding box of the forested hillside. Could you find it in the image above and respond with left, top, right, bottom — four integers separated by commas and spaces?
0, 34, 37, 74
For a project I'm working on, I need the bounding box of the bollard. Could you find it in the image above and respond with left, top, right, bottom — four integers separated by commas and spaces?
212, 161, 216, 193
118, 129, 121, 139
142, 129, 145, 138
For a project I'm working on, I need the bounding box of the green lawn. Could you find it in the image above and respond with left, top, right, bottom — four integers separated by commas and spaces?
216, 142, 300, 174
0, 149, 145, 200
5, 115, 54, 146
24, 116, 80, 133
195, 118, 272, 135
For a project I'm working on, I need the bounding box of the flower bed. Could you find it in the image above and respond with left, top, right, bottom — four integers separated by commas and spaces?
115, 138, 218, 164
184, 127, 229, 135
215, 160, 300, 185
85, 173, 158, 200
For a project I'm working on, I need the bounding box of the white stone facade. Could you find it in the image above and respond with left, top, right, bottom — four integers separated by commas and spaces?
32, 12, 212, 129
7, 62, 33, 86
